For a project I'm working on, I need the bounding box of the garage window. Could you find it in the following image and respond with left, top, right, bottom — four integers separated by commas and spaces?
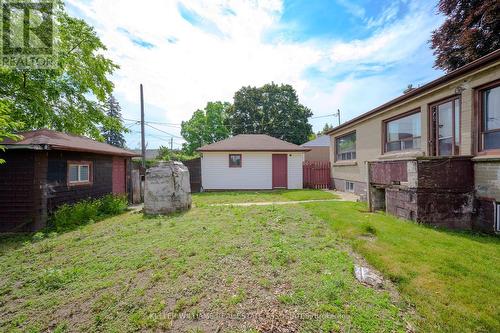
229, 154, 242, 168
68, 161, 92, 185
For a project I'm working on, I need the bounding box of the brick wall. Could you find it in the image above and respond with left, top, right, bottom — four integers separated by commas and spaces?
386, 187, 417, 220
369, 157, 478, 231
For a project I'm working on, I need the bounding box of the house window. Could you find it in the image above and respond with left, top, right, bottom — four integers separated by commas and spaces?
229, 154, 242, 168
384, 110, 421, 152
68, 161, 92, 185
430, 96, 461, 156
345, 181, 355, 192
479, 84, 500, 150
335, 132, 356, 161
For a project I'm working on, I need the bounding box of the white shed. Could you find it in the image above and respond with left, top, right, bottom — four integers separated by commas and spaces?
198, 134, 310, 190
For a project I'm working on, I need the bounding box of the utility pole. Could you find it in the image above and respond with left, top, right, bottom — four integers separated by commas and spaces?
336, 109, 341, 126
140, 84, 146, 168
170, 137, 173, 150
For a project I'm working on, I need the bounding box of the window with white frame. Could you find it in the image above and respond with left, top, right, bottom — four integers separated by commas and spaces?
345, 181, 355, 192
335, 132, 356, 161
68, 162, 91, 185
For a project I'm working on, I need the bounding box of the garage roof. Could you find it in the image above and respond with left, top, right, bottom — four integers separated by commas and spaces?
2, 129, 140, 157
197, 134, 310, 152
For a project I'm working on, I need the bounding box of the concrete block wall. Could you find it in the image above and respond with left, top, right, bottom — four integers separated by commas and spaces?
474, 160, 500, 201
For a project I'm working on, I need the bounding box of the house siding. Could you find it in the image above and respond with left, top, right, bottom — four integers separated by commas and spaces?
201, 152, 304, 190
46, 151, 114, 213
304, 146, 330, 161
0, 150, 36, 232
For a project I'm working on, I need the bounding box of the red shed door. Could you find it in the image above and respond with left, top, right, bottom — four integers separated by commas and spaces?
112, 157, 126, 194
272, 154, 288, 189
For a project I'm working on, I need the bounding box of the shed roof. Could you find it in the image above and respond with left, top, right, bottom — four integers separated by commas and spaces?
301, 135, 330, 147
2, 129, 139, 157
197, 134, 310, 152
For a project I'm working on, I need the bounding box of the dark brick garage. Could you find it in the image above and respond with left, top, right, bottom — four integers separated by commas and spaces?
0, 130, 138, 232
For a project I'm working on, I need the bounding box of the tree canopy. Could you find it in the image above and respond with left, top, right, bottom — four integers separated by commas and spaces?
229, 83, 313, 145
180, 101, 231, 154
430, 0, 500, 71
0, 100, 22, 164
102, 96, 126, 148
0, 2, 122, 141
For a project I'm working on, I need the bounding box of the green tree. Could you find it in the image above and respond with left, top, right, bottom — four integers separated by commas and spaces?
319, 123, 334, 135
431, 0, 500, 71
229, 83, 313, 145
157, 146, 199, 162
0, 100, 23, 164
0, 3, 121, 140
181, 101, 231, 154
102, 95, 126, 148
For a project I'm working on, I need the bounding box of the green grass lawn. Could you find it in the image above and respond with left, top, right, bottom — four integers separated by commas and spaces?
0, 197, 406, 332
305, 201, 500, 333
192, 189, 338, 206
1, 191, 498, 332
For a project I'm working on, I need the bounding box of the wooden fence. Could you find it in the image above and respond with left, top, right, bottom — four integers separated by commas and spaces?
184, 157, 202, 192
303, 161, 331, 189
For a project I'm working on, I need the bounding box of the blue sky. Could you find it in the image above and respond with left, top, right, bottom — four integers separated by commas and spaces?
66, 0, 444, 149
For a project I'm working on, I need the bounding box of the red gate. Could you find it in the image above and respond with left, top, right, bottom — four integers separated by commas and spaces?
303, 161, 331, 189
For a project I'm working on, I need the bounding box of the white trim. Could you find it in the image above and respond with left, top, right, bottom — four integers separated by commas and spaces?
69, 164, 90, 183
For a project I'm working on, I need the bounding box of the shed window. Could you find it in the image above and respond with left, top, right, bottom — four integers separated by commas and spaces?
68, 162, 92, 185
480, 84, 500, 150
384, 111, 421, 152
229, 154, 242, 168
335, 132, 356, 161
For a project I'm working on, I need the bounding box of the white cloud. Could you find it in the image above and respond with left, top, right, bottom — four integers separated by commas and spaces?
66, 0, 442, 146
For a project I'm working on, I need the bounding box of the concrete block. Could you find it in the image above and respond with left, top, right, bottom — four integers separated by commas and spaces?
144, 161, 192, 215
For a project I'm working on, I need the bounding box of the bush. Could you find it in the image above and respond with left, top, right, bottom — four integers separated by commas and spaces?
50, 194, 128, 232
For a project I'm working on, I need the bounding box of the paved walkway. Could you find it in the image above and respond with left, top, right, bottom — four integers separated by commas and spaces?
324, 190, 360, 202
209, 198, 341, 207
132, 190, 359, 209
209, 190, 359, 207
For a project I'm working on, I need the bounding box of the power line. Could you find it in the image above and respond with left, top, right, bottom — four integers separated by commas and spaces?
123, 118, 181, 127
311, 113, 335, 119
145, 123, 183, 139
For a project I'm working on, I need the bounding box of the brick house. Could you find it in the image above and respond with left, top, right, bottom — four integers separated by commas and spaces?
0, 129, 139, 232
327, 49, 500, 233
